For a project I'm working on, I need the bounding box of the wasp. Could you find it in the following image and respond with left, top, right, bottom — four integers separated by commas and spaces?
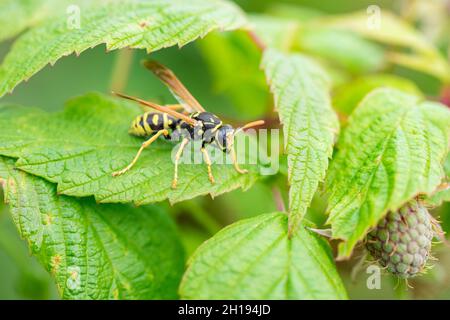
112, 60, 264, 189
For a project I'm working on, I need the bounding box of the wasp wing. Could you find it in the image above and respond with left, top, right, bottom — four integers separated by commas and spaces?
144, 60, 206, 113
136, 103, 185, 114
112, 92, 196, 126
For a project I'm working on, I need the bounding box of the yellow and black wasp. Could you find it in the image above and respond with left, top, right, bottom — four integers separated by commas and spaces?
112, 60, 264, 189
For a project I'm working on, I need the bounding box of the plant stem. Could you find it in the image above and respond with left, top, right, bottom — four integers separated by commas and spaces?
179, 201, 222, 235
246, 30, 266, 52
272, 185, 286, 212
110, 49, 134, 93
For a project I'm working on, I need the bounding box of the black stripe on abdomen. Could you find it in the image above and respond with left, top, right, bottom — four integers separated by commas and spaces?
146, 113, 164, 131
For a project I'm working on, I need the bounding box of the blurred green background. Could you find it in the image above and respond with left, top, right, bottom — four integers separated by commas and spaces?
0, 0, 449, 299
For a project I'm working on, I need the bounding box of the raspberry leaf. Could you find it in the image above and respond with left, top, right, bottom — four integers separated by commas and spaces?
0, 93, 261, 205
333, 74, 423, 116
0, 156, 184, 299
252, 11, 450, 83
179, 212, 347, 299
0, 0, 95, 42
251, 14, 385, 76
263, 49, 339, 229
327, 88, 450, 258
425, 153, 450, 206
0, 0, 246, 97
250, 15, 300, 51
321, 11, 450, 83
297, 27, 385, 75
0, 0, 46, 42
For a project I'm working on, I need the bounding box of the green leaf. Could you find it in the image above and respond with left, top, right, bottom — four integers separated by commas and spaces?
0, 0, 43, 41
326, 88, 450, 258
333, 74, 423, 116
441, 203, 450, 237
0, 210, 58, 299
179, 212, 347, 299
386, 51, 450, 84
0, 93, 261, 205
263, 49, 339, 228
445, 153, 450, 181
321, 11, 450, 83
267, 3, 324, 21
249, 14, 299, 51
297, 28, 385, 74
251, 14, 385, 81
425, 153, 450, 206
0, 0, 246, 97
196, 31, 269, 119
0, 0, 98, 42
426, 188, 450, 207
322, 11, 434, 55
0, 156, 184, 299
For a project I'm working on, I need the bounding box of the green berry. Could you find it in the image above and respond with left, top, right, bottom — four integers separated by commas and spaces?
365, 200, 435, 278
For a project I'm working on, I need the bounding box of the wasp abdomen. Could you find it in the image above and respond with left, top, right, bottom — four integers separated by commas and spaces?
129, 112, 178, 137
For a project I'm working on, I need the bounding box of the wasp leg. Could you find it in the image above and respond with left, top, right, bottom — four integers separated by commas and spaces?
201, 147, 215, 184
112, 129, 169, 177
230, 147, 248, 174
172, 138, 190, 189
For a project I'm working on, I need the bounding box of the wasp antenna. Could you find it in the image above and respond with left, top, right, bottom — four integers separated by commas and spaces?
241, 120, 265, 130
112, 91, 196, 126
234, 120, 265, 136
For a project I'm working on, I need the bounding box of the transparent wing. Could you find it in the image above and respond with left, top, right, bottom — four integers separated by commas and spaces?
136, 103, 186, 114
144, 60, 206, 113
112, 92, 196, 126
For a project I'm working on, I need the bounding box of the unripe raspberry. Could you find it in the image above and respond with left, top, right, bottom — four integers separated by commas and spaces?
365, 200, 435, 278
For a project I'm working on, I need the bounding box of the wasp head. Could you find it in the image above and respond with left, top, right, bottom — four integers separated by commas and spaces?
215, 124, 235, 153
